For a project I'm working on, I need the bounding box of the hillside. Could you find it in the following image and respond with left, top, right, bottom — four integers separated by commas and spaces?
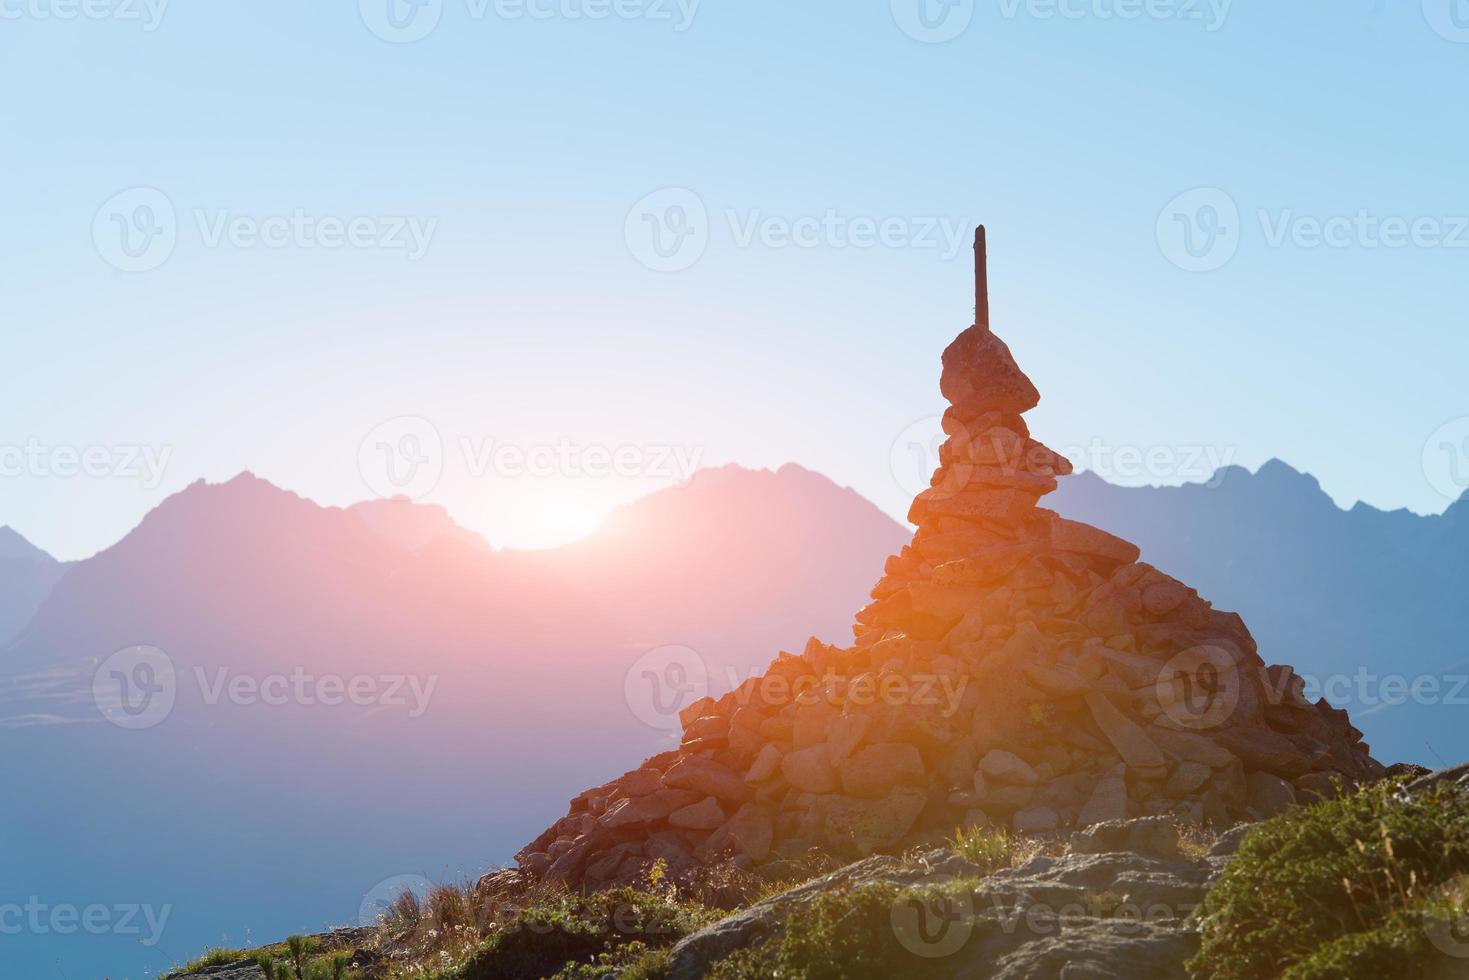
0, 526, 65, 645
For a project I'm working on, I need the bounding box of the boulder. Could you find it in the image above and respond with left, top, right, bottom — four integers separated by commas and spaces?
1293, 770, 1344, 801
710, 804, 775, 861
826, 713, 870, 765
1148, 726, 1239, 768
1069, 816, 1182, 861
646, 831, 695, 873
663, 757, 752, 803
599, 789, 700, 829
684, 715, 730, 742
1165, 762, 1213, 797
980, 749, 1040, 786
744, 744, 782, 783
1086, 693, 1166, 773
1142, 580, 1191, 616
1077, 765, 1129, 826
911, 489, 1038, 526
792, 701, 840, 750
940, 325, 1041, 416
1022, 661, 1091, 697
678, 696, 718, 729
1047, 516, 1142, 565
1245, 771, 1297, 817
1217, 728, 1315, 779
838, 743, 927, 799
822, 789, 927, 856
1014, 805, 1060, 832
781, 745, 839, 794
619, 768, 666, 798
670, 797, 727, 831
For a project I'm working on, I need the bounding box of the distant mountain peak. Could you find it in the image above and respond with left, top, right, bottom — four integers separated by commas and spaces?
0, 526, 54, 563
1255, 457, 1318, 486
1069, 457, 1334, 505
1442, 487, 1469, 523
172, 470, 299, 501
348, 496, 490, 553
679, 461, 856, 494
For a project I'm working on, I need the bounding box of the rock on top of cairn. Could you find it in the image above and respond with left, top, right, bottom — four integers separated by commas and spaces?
940, 327, 1040, 419
939, 226, 1040, 419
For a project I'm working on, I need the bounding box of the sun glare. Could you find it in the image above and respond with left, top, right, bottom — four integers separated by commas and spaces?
473, 483, 619, 551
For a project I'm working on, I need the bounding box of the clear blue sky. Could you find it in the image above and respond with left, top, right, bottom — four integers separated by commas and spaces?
3, 0, 1467, 560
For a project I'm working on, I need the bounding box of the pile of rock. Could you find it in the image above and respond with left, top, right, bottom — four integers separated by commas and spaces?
515, 230, 1384, 890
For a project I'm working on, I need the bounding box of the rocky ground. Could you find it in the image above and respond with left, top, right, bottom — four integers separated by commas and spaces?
172, 817, 1225, 980
666, 816, 1231, 980
164, 765, 1469, 980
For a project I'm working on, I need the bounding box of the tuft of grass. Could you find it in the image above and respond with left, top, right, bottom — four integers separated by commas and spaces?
1189, 779, 1469, 979
383, 886, 424, 933
160, 947, 252, 978
1177, 824, 1219, 860
425, 883, 475, 934
375, 879, 488, 977
251, 936, 357, 980
948, 825, 1038, 874
447, 886, 716, 980
545, 941, 673, 979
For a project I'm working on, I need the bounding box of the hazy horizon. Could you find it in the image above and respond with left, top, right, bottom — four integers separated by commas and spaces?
5, 451, 1460, 564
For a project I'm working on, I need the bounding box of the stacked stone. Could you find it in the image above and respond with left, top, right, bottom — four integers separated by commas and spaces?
515, 232, 1385, 890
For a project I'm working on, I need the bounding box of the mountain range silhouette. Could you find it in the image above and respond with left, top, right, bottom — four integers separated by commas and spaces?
2, 459, 1464, 977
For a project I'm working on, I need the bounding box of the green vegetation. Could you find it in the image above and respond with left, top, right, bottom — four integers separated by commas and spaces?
446, 886, 716, 980
163, 933, 359, 980
253, 936, 351, 980
947, 824, 1038, 873
1190, 779, 1469, 979
161, 947, 253, 977
543, 941, 673, 979
705, 880, 980, 980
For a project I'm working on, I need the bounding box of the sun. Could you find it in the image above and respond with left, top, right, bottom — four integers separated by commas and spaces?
470, 480, 622, 551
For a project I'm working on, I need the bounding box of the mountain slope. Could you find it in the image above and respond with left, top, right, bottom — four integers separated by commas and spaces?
0, 526, 65, 646
0, 466, 908, 980
543, 463, 913, 671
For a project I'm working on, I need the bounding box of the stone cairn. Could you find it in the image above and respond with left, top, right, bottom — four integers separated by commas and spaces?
516, 228, 1385, 889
